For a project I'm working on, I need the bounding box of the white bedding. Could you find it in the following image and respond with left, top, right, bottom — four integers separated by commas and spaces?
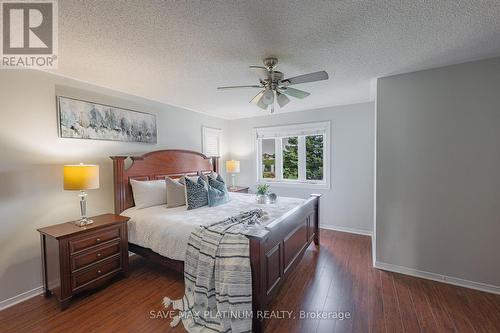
122, 192, 306, 261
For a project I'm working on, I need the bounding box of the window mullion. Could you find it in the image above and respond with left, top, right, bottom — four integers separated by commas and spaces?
298, 136, 306, 182
256, 138, 262, 181
276, 137, 283, 181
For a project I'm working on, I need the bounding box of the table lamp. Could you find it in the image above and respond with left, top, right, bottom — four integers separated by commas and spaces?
63, 164, 100, 227
225, 160, 240, 190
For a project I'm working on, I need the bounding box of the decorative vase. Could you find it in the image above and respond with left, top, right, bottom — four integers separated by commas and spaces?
256, 194, 269, 204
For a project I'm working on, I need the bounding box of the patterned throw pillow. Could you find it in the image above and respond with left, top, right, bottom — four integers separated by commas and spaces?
178, 175, 199, 185
184, 177, 208, 210
207, 185, 229, 207
208, 173, 227, 187
207, 175, 224, 190
207, 174, 230, 207
216, 174, 225, 184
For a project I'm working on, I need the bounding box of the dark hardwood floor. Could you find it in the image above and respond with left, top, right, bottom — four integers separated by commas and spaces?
1, 229, 499, 332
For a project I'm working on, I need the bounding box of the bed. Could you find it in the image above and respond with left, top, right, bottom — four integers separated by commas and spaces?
110, 150, 321, 332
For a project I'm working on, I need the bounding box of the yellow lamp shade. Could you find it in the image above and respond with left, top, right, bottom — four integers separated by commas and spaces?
63, 164, 100, 190
226, 160, 240, 173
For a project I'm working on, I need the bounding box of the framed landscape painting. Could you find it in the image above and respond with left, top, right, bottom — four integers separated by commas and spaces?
57, 96, 157, 143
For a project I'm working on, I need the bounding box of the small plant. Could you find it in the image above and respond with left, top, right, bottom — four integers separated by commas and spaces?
256, 184, 270, 195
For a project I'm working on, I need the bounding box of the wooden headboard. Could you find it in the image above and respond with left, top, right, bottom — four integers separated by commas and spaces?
110, 150, 219, 214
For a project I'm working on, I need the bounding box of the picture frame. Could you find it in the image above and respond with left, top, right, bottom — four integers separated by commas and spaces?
57, 96, 157, 144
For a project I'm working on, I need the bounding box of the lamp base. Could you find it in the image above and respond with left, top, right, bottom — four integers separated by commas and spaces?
231, 174, 236, 188
75, 190, 93, 227
74, 218, 93, 227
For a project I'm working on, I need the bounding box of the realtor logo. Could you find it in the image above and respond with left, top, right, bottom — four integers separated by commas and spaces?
1, 0, 58, 68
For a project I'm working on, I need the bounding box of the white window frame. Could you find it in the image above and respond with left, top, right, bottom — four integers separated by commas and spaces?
202, 126, 222, 157
254, 121, 330, 189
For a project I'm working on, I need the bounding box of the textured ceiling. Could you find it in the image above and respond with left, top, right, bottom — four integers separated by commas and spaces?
53, 0, 500, 119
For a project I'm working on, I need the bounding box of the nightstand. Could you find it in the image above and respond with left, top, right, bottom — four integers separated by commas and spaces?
228, 186, 249, 193
37, 214, 129, 309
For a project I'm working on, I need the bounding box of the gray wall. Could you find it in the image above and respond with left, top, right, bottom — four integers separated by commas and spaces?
0, 70, 229, 304
376, 57, 500, 286
228, 103, 375, 233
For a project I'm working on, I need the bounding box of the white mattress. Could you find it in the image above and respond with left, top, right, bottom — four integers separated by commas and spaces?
122, 192, 306, 261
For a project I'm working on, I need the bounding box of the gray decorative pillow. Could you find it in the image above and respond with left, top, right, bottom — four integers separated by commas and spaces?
208, 171, 219, 179
207, 184, 230, 207
178, 176, 194, 185
216, 173, 226, 184
184, 177, 208, 210
207, 174, 230, 207
178, 175, 207, 185
208, 173, 225, 184
165, 177, 186, 208
208, 175, 229, 195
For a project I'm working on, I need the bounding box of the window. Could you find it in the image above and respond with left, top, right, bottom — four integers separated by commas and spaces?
261, 138, 276, 179
306, 135, 324, 180
202, 126, 222, 157
282, 136, 298, 180
255, 122, 330, 188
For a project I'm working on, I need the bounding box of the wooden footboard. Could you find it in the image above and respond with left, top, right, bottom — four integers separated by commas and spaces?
248, 194, 321, 332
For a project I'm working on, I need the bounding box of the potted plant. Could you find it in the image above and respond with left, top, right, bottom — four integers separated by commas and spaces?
256, 184, 270, 204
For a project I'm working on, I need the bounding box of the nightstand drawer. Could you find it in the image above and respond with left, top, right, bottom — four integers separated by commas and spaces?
72, 255, 121, 291
69, 227, 120, 253
71, 240, 121, 271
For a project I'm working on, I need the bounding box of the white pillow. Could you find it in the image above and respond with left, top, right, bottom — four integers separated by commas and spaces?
130, 179, 167, 209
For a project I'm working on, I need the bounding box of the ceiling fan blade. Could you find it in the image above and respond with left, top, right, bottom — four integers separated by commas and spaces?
250, 90, 263, 104
280, 87, 310, 99
282, 71, 329, 85
276, 91, 290, 108
249, 66, 269, 80
250, 91, 267, 110
217, 85, 262, 90
249, 66, 268, 70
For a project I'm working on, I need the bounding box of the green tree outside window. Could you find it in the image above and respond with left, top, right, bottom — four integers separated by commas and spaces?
306, 135, 323, 180
283, 137, 298, 179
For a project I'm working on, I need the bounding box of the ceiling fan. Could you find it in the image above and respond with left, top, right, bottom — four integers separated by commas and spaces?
217, 57, 329, 113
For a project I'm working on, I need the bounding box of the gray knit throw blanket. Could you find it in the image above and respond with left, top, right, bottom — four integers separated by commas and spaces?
163, 209, 265, 333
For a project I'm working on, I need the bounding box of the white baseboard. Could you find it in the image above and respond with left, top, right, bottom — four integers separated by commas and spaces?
374, 261, 500, 295
0, 285, 44, 311
320, 224, 373, 237
0, 252, 136, 311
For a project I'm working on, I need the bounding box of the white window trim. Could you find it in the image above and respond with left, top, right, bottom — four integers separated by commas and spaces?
254, 121, 331, 189
202, 126, 222, 157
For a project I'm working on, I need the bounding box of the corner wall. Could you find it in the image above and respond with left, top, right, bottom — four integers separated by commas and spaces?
376, 57, 500, 289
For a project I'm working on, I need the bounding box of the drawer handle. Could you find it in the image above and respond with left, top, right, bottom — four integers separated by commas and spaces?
97, 270, 102, 275
96, 253, 102, 258
96, 238, 101, 242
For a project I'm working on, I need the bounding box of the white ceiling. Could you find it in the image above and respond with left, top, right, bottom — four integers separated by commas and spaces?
54, 0, 500, 119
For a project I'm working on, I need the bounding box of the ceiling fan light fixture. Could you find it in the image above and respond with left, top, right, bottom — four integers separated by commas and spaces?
250, 91, 267, 110
261, 90, 274, 105
218, 57, 329, 114
276, 92, 290, 108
